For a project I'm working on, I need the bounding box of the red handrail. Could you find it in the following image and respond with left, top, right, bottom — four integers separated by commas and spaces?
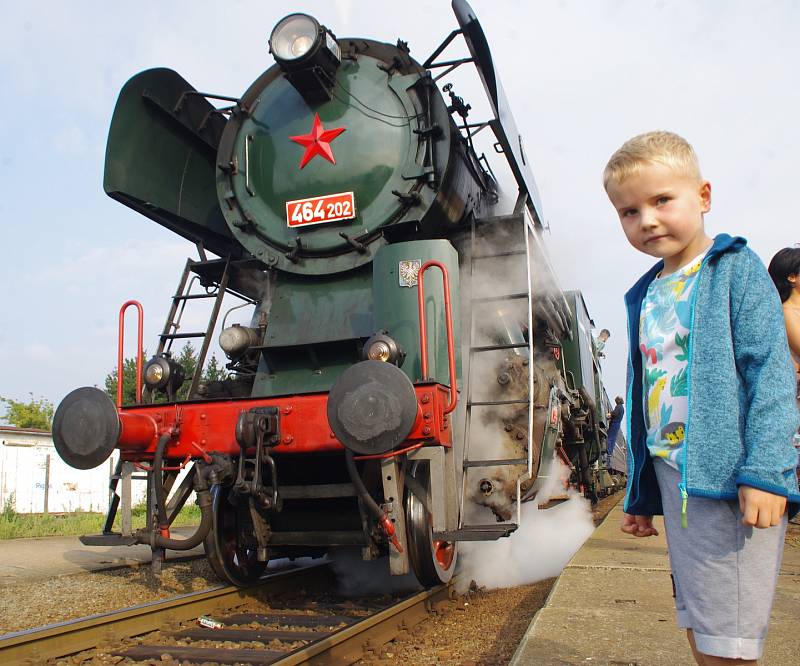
117, 301, 144, 406
416, 261, 458, 414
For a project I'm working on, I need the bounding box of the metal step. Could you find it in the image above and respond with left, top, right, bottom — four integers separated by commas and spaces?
171, 293, 219, 301
472, 292, 528, 303
159, 332, 207, 339
467, 398, 530, 407
470, 342, 528, 352
463, 458, 527, 468
80, 533, 138, 547
433, 523, 518, 541
472, 249, 526, 260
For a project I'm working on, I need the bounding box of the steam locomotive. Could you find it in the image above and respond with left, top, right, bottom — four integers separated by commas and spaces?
52, 0, 621, 588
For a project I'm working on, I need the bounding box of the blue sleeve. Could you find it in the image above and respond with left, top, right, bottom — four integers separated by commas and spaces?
730, 249, 800, 495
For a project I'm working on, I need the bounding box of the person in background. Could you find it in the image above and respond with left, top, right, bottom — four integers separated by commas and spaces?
768, 246, 800, 388
604, 130, 799, 664
595, 328, 610, 357
768, 246, 800, 493
606, 396, 624, 465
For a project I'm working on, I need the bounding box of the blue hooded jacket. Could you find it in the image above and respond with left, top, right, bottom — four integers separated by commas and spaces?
623, 234, 800, 518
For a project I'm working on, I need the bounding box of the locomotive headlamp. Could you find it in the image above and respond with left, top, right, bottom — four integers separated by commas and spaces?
270, 14, 319, 61
363, 332, 405, 367
368, 341, 391, 362
269, 13, 341, 104
143, 353, 185, 396
144, 362, 164, 386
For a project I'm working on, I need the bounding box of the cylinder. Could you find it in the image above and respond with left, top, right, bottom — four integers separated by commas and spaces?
118, 412, 158, 450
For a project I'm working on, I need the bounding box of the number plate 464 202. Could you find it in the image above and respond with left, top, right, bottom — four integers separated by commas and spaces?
285, 191, 356, 228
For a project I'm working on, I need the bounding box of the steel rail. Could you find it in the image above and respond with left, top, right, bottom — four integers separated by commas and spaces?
273, 581, 456, 665
0, 563, 333, 664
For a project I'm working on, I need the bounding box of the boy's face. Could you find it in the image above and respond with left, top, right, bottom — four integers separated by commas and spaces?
606, 162, 712, 273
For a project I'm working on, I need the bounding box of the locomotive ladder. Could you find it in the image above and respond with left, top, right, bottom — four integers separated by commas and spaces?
149, 258, 231, 400
453, 198, 536, 541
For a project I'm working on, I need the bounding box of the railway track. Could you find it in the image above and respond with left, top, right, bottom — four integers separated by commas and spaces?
0, 562, 455, 665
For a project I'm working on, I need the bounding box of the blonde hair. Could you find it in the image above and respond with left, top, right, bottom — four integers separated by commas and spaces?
603, 131, 702, 189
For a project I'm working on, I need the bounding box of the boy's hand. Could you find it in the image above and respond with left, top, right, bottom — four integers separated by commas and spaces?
621, 512, 659, 537
738, 486, 786, 528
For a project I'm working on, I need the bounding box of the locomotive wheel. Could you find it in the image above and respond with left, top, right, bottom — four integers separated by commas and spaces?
577, 445, 598, 505
405, 462, 458, 587
203, 485, 268, 586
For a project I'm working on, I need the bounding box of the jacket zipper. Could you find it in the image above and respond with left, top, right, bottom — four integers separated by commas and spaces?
623, 301, 636, 510
680, 252, 713, 528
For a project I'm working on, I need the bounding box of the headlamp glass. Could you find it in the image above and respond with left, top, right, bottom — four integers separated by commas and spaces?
144, 361, 165, 386
270, 14, 319, 62
367, 341, 392, 362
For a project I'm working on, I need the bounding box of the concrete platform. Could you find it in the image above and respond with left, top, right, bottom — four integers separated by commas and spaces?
0, 528, 205, 584
510, 502, 800, 665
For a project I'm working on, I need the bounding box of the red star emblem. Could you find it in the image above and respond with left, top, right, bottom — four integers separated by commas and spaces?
289, 113, 346, 169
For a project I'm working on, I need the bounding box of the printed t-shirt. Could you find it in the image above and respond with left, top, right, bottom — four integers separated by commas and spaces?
639, 250, 707, 472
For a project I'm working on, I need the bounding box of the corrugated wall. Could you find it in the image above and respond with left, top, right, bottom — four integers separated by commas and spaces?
0, 432, 146, 513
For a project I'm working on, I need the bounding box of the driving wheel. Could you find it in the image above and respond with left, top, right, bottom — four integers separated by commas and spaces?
203, 485, 268, 586
405, 462, 458, 587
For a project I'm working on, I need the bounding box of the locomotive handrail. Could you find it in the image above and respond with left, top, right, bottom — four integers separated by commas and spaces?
117, 300, 144, 406
417, 261, 458, 414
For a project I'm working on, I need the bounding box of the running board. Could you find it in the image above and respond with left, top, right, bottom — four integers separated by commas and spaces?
80, 533, 138, 546
463, 458, 527, 468
434, 523, 518, 541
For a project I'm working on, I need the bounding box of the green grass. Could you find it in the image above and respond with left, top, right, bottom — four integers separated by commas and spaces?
0, 495, 202, 540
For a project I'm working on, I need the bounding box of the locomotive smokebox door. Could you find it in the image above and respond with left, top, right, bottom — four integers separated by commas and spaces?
327, 360, 418, 455
53, 387, 121, 469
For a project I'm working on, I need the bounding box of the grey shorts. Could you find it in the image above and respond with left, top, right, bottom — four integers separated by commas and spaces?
653, 459, 787, 660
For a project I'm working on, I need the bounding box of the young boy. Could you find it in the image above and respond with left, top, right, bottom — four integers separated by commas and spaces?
603, 131, 800, 664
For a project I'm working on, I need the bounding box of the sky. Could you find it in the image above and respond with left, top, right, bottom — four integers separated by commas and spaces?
1, 0, 798, 421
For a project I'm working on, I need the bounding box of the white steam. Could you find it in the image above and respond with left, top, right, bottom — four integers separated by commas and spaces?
451, 203, 596, 591
456, 485, 594, 592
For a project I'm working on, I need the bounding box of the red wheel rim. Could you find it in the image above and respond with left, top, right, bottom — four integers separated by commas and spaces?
433, 540, 455, 570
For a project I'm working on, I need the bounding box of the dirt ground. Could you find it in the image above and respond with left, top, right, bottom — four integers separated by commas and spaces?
356, 491, 623, 666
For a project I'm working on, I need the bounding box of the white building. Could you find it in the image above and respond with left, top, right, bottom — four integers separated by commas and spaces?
0, 426, 142, 514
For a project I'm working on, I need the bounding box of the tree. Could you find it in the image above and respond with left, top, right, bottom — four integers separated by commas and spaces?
204, 354, 227, 382
174, 342, 198, 401
104, 351, 147, 406
104, 343, 226, 404
0, 394, 55, 430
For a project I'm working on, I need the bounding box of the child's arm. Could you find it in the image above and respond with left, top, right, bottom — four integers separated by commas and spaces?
730, 250, 798, 502
621, 512, 659, 537
739, 486, 787, 528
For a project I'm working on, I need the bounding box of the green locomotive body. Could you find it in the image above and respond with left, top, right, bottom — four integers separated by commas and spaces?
52, 1, 621, 587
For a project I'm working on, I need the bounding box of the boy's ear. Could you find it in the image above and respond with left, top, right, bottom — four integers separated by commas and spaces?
699, 180, 712, 213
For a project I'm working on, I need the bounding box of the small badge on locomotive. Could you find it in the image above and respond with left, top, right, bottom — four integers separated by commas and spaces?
398, 259, 421, 287
285, 191, 356, 228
